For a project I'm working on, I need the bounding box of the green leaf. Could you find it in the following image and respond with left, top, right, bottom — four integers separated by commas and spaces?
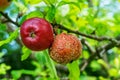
97, 59, 109, 69
0, 63, 11, 75
45, 5, 56, 22
27, 11, 44, 19
11, 69, 36, 79
0, 31, 9, 40
11, 70, 22, 79
44, 50, 59, 80
83, 50, 90, 59
25, 0, 42, 5
43, 0, 57, 5
90, 60, 101, 71
35, 51, 46, 65
108, 68, 118, 77
0, 23, 6, 31
21, 46, 31, 61
0, 52, 4, 58
67, 60, 80, 80
0, 28, 19, 47
18, 15, 27, 25
57, 1, 81, 10
99, 76, 110, 80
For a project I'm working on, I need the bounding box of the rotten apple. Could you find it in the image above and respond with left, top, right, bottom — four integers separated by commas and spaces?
49, 33, 82, 64
20, 17, 54, 51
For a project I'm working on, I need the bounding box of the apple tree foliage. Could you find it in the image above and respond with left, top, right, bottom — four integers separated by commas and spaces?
0, 0, 120, 80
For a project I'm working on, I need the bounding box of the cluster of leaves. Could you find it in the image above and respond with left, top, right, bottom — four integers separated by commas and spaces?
0, 0, 120, 80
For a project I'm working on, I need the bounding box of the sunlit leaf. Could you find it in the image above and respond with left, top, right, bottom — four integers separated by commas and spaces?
57, 1, 81, 10
18, 15, 27, 25
114, 58, 119, 69
99, 76, 110, 80
12, 69, 36, 79
97, 59, 109, 69
21, 46, 31, 61
14, 1, 27, 13
35, 51, 46, 65
67, 60, 80, 80
82, 50, 90, 59
90, 60, 101, 71
0, 28, 19, 47
108, 68, 118, 77
25, 0, 42, 5
43, 0, 57, 5
11, 70, 22, 79
0, 63, 11, 75
45, 5, 56, 22
27, 11, 44, 19
44, 50, 59, 80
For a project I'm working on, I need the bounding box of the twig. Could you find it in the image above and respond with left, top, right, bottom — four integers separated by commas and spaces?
80, 35, 120, 71
81, 38, 95, 54
56, 64, 68, 74
55, 24, 119, 43
0, 12, 119, 44
0, 11, 20, 26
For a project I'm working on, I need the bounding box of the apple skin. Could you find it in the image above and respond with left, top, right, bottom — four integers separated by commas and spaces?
49, 33, 82, 64
20, 18, 54, 51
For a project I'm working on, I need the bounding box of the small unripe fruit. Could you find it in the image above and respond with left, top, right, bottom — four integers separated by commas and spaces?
49, 33, 82, 64
20, 18, 54, 51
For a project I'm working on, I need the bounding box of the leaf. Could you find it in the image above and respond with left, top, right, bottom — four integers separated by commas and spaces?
0, 28, 19, 47
0, 52, 4, 58
45, 5, 56, 22
114, 58, 119, 69
27, 11, 44, 19
11, 69, 36, 79
43, 0, 57, 5
0, 64, 11, 75
14, 1, 27, 13
11, 70, 22, 79
21, 46, 31, 61
18, 15, 27, 25
44, 50, 59, 80
57, 1, 81, 10
35, 51, 46, 65
25, 0, 42, 5
97, 59, 109, 69
67, 60, 80, 80
0, 23, 6, 31
90, 60, 101, 71
108, 68, 118, 77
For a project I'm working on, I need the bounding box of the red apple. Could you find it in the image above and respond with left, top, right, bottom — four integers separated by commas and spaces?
20, 18, 54, 51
